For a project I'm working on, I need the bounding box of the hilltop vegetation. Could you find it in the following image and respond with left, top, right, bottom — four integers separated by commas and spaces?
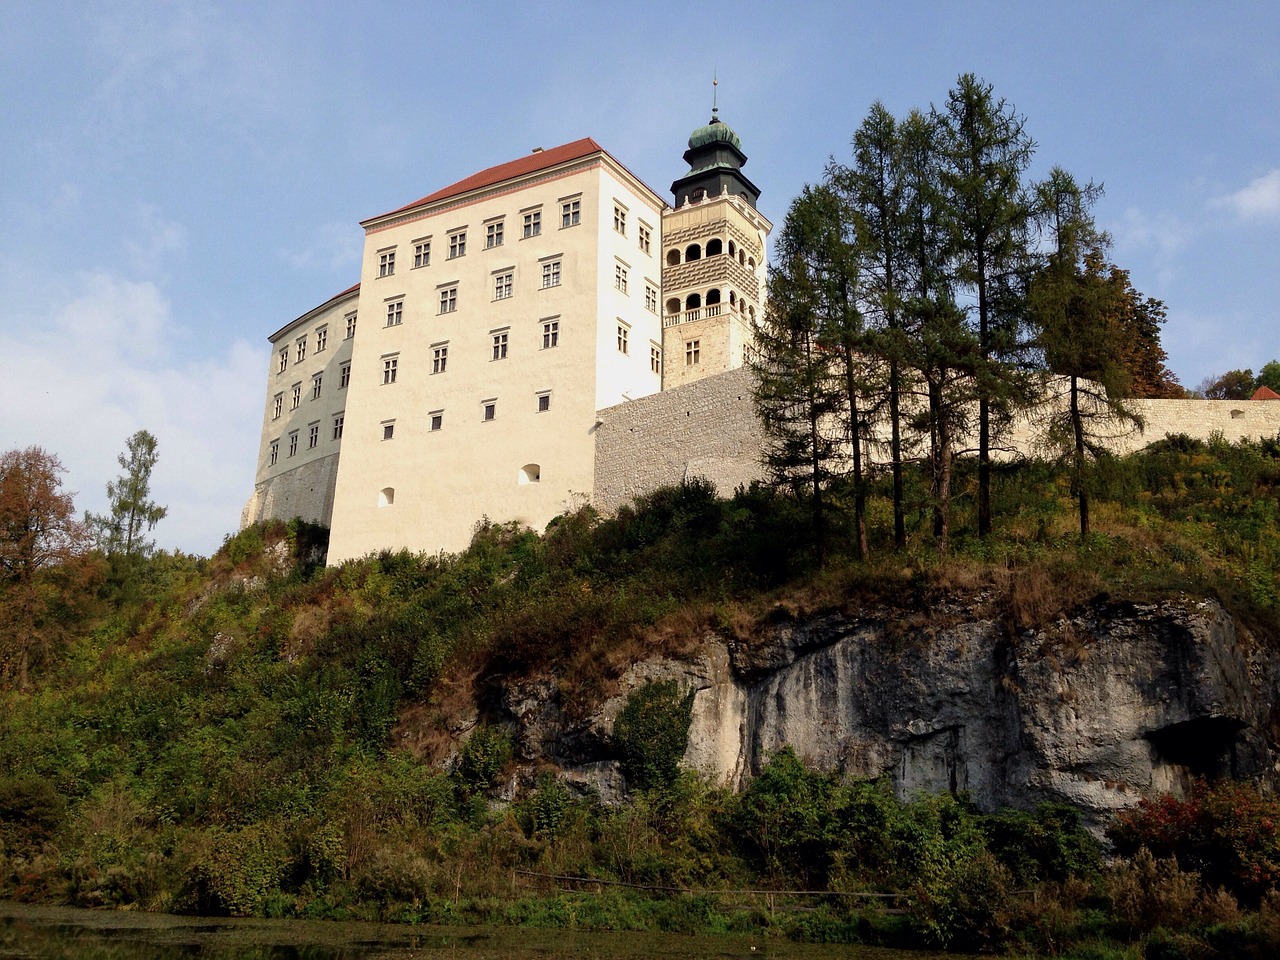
0, 434, 1278, 955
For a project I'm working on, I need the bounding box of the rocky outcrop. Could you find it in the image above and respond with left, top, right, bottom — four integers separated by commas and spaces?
501, 596, 1277, 830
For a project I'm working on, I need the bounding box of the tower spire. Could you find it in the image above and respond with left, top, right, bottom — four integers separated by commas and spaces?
711, 71, 719, 122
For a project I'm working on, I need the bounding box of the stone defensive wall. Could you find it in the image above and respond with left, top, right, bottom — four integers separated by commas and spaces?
593, 366, 767, 513
594, 368, 1280, 515
240, 453, 341, 530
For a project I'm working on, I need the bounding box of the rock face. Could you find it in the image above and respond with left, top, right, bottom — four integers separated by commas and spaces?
503, 596, 1277, 830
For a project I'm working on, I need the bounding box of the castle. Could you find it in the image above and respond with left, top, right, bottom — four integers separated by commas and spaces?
242, 115, 1280, 560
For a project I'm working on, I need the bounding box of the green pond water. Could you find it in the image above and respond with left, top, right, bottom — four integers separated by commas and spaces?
0, 903, 961, 959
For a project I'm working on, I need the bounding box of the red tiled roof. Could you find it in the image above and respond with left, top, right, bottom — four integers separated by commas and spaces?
1251, 385, 1280, 400
369, 138, 606, 222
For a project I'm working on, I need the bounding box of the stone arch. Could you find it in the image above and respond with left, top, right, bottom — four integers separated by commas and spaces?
685, 293, 702, 310
706, 288, 722, 305
666, 297, 681, 316
377, 487, 395, 507
685, 243, 702, 262
666, 248, 680, 266
739, 250, 746, 265
728, 240, 737, 256
706, 237, 723, 256
747, 256, 756, 270
518, 464, 541, 485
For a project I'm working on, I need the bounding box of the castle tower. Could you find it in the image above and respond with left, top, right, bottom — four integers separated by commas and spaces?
660, 90, 772, 389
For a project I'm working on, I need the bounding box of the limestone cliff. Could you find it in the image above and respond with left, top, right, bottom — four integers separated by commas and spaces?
500, 597, 1277, 831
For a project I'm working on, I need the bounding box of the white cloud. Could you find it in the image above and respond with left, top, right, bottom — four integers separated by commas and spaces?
0, 267, 262, 556
281, 220, 364, 275
1215, 169, 1280, 220
125, 206, 188, 277
1109, 207, 1193, 287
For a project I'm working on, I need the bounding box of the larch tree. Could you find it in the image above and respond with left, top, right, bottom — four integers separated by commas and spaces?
936, 73, 1037, 537
1029, 168, 1139, 539
87, 430, 167, 560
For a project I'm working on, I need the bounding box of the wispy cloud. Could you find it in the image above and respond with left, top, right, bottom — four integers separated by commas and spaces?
0, 266, 261, 555
1214, 169, 1280, 220
280, 221, 364, 275
1109, 207, 1193, 286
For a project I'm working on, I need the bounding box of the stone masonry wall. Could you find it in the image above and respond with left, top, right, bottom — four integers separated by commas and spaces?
593, 366, 766, 513
240, 452, 341, 529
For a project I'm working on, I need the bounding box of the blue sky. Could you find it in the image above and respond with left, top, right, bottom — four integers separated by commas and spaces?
2, 1, 1278, 555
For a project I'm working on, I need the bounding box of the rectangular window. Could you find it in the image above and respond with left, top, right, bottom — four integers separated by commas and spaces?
537, 391, 551, 412
378, 249, 395, 277
288, 431, 299, 457
448, 231, 466, 258
311, 374, 322, 400
277, 347, 288, 373
491, 330, 509, 361
645, 284, 657, 313
485, 220, 504, 248
439, 286, 457, 313
332, 415, 344, 440
291, 383, 301, 409
685, 339, 700, 365
432, 343, 448, 374
542, 319, 559, 349
638, 223, 651, 254
615, 264, 628, 294
430, 410, 444, 431
382, 421, 395, 441
493, 271, 513, 300
541, 260, 560, 288
386, 301, 402, 326
523, 210, 541, 238
340, 362, 351, 388
613, 204, 626, 234
272, 393, 283, 419
269, 440, 279, 466
383, 356, 398, 384
413, 239, 431, 268
650, 344, 661, 374
561, 198, 580, 228
482, 400, 497, 422
308, 423, 320, 449
617, 324, 629, 354
315, 327, 328, 352
296, 338, 306, 363
345, 313, 357, 339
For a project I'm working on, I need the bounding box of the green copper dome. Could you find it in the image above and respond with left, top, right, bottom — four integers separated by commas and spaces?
688, 117, 742, 152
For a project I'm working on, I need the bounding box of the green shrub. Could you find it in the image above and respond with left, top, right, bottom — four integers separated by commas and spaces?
454, 726, 513, 796
613, 681, 694, 792
0, 774, 65, 859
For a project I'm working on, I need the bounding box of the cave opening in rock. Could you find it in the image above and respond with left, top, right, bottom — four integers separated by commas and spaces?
1146, 715, 1246, 778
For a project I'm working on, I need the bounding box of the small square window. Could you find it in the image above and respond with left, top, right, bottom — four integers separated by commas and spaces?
613, 205, 626, 235
311, 375, 322, 400
378, 249, 395, 277
432, 344, 448, 374
542, 319, 559, 349
523, 210, 541, 238
340, 362, 351, 388
541, 260, 560, 288
617, 324, 629, 354
383, 356, 398, 384
386, 301, 402, 326
308, 423, 320, 449
272, 393, 283, 419
315, 328, 328, 352
638, 223, 651, 254
483, 401, 497, 422
561, 199, 580, 228
333, 415, 344, 441
291, 383, 301, 409
345, 313, 357, 339
430, 411, 444, 431
448, 231, 466, 258
439, 286, 457, 313
493, 272, 513, 300
492, 331, 509, 360
486, 221, 504, 248
413, 240, 431, 268
537, 392, 551, 412
269, 440, 279, 466
382, 422, 395, 440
